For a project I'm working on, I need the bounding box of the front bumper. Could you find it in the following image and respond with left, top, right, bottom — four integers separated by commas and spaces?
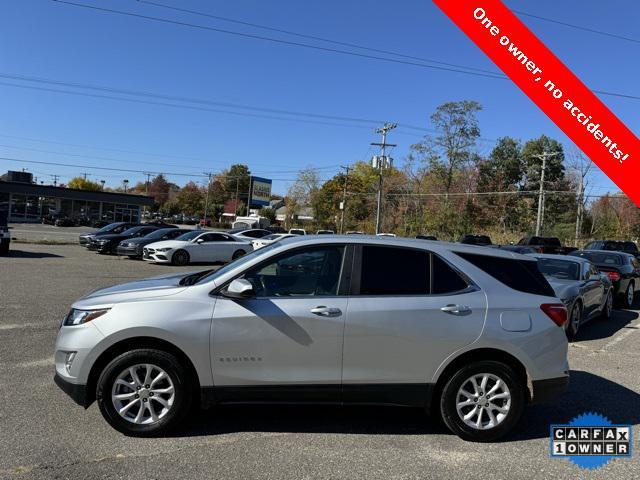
117, 245, 141, 257
142, 249, 171, 263
531, 375, 569, 404
54, 373, 89, 407
94, 243, 113, 253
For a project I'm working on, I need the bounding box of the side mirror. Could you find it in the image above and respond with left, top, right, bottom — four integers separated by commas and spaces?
222, 278, 255, 299
196, 238, 205, 244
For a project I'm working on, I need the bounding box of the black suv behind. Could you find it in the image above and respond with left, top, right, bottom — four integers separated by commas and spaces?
584, 240, 640, 259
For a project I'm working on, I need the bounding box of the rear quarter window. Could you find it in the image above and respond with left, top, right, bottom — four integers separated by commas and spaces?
454, 252, 555, 297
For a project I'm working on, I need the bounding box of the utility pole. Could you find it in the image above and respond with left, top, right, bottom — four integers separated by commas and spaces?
81, 172, 89, 180
51, 174, 59, 186
574, 173, 584, 246
339, 165, 350, 234
534, 151, 558, 236
143, 172, 152, 218
371, 123, 397, 234
203, 172, 213, 226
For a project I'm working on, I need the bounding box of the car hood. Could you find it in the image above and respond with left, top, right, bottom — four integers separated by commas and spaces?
145, 239, 191, 250
545, 278, 579, 299
125, 237, 154, 245
74, 271, 191, 307
95, 233, 128, 242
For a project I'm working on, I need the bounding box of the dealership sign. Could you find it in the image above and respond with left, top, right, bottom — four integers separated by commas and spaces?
249, 176, 272, 207
432, 0, 640, 206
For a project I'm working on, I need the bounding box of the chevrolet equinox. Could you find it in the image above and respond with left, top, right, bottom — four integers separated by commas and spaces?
54, 236, 569, 442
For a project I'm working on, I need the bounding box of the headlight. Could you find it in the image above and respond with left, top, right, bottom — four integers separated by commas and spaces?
156, 247, 173, 252
63, 308, 110, 326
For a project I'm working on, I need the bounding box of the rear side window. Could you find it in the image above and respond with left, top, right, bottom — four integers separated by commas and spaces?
574, 252, 622, 265
432, 255, 469, 294
454, 252, 555, 297
360, 246, 430, 295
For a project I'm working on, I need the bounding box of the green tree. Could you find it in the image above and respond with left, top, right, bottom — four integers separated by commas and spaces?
477, 137, 525, 232
174, 181, 204, 215
67, 177, 103, 191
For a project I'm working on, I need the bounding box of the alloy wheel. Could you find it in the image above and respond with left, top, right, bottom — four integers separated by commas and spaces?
455, 373, 511, 430
111, 364, 175, 425
606, 292, 613, 318
627, 284, 634, 308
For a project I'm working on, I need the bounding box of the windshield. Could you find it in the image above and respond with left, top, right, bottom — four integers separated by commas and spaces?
537, 258, 580, 280
175, 230, 202, 241
121, 226, 146, 236
145, 228, 177, 239
196, 242, 279, 284
96, 222, 122, 233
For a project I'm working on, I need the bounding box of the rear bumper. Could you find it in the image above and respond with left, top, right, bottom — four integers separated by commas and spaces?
54, 373, 89, 408
531, 375, 569, 404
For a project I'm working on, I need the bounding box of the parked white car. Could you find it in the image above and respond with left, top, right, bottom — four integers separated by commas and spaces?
289, 228, 306, 235
143, 231, 252, 265
252, 233, 297, 250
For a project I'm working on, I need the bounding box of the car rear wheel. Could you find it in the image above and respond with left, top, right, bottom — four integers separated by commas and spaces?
172, 250, 190, 266
96, 349, 192, 436
601, 290, 613, 320
439, 360, 524, 442
232, 249, 247, 260
566, 303, 581, 338
624, 282, 635, 308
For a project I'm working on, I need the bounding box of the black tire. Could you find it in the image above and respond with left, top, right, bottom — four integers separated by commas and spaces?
96, 349, 192, 436
440, 360, 525, 442
232, 249, 247, 260
623, 282, 635, 309
172, 250, 190, 266
566, 302, 581, 339
601, 290, 613, 320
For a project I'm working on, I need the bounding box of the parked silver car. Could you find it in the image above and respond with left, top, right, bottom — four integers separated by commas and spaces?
54, 236, 569, 441
530, 254, 614, 337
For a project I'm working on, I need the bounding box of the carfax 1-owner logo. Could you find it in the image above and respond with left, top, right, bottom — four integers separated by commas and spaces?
550, 413, 632, 469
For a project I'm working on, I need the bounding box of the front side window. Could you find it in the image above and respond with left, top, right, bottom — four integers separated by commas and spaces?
360, 246, 430, 295
243, 246, 345, 297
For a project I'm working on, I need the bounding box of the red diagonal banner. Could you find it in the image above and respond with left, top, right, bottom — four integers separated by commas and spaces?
433, 0, 640, 206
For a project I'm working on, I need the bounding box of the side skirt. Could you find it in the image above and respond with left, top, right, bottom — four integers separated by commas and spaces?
201, 383, 434, 408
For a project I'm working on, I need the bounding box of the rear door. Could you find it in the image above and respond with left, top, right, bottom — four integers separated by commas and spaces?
342, 245, 487, 400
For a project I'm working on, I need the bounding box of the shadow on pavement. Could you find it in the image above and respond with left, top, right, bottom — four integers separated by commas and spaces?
168, 370, 639, 442
574, 309, 639, 342
4, 250, 64, 259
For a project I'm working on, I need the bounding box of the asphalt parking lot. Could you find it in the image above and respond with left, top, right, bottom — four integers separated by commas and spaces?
1, 243, 639, 479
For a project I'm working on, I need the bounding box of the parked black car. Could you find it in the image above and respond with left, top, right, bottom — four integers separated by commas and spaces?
54, 217, 76, 227
117, 227, 188, 258
584, 240, 640, 259
459, 234, 492, 246
79, 222, 142, 246
493, 245, 538, 254
517, 236, 577, 254
93, 225, 161, 254
570, 250, 640, 308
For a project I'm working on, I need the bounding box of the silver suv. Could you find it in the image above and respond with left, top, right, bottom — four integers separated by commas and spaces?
54, 236, 569, 441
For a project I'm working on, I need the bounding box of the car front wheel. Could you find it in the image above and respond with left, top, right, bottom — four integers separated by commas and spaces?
172, 250, 190, 266
601, 290, 613, 320
440, 360, 524, 442
96, 349, 192, 436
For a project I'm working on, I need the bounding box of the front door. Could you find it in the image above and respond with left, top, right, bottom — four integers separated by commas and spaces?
211, 245, 349, 401
342, 246, 487, 403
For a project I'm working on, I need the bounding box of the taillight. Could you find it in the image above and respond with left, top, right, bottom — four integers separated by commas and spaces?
536, 247, 544, 253
540, 303, 568, 327
605, 271, 621, 282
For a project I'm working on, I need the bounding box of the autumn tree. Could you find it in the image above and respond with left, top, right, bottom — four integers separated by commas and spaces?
67, 177, 102, 191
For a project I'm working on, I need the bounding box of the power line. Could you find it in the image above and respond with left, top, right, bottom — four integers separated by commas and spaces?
0, 155, 337, 181
50, 0, 505, 80
138, 0, 502, 77
513, 9, 640, 45
0, 141, 340, 174
49, 0, 640, 102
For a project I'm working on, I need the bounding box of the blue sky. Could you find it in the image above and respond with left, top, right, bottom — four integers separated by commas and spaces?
1, 0, 638, 196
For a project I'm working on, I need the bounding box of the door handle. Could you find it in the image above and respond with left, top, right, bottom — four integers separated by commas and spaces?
310, 306, 342, 317
440, 304, 472, 315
